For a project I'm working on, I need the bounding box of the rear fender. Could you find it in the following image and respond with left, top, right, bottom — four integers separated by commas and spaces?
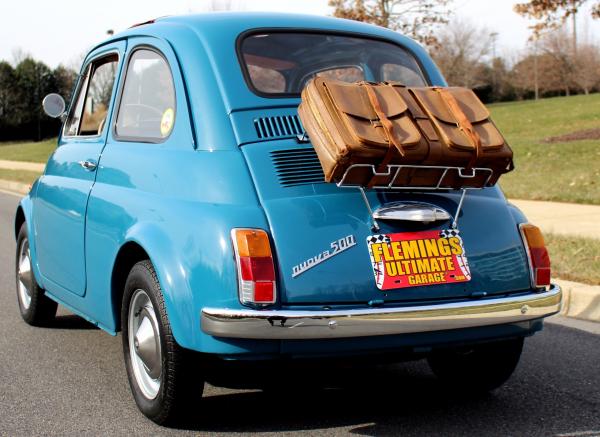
117, 206, 276, 354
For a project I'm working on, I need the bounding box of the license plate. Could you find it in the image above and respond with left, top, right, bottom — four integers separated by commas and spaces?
366, 229, 471, 290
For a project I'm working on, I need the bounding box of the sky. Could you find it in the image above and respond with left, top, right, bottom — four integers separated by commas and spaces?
1, 0, 599, 69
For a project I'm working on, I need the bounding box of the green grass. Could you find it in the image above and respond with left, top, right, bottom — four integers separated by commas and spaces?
546, 233, 600, 285
0, 169, 42, 185
0, 138, 56, 163
490, 94, 600, 205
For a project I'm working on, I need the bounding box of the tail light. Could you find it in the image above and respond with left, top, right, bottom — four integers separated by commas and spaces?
231, 229, 276, 305
519, 224, 551, 288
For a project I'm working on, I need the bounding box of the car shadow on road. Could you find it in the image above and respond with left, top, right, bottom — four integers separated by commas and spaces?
46, 314, 100, 330
167, 361, 533, 435
160, 352, 600, 436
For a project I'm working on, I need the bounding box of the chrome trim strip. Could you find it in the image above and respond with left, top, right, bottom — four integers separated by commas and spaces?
201, 284, 562, 340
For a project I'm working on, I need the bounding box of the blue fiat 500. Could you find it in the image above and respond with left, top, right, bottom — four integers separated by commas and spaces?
17, 13, 561, 424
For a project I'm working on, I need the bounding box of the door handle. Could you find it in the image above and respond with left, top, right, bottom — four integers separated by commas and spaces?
78, 160, 97, 171
373, 202, 451, 223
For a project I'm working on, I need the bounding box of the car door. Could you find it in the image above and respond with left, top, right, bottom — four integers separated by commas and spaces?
33, 41, 126, 296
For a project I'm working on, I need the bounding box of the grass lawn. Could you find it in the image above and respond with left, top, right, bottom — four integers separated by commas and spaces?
546, 233, 600, 285
0, 169, 42, 185
490, 94, 600, 205
0, 138, 56, 163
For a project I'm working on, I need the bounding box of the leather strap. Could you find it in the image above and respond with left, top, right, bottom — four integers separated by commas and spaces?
362, 83, 406, 188
435, 87, 482, 169
362, 83, 406, 158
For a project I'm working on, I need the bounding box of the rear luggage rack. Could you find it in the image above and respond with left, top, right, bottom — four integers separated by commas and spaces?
336, 164, 494, 190
335, 163, 495, 232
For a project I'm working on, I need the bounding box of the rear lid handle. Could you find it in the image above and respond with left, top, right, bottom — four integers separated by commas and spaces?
373, 202, 451, 223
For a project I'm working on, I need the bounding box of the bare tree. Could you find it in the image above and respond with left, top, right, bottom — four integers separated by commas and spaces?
329, 0, 453, 46
429, 19, 493, 89
573, 43, 600, 93
11, 48, 30, 67
540, 27, 577, 95
514, 0, 600, 53
511, 52, 563, 98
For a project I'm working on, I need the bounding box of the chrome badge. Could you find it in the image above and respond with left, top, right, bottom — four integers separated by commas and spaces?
292, 235, 356, 278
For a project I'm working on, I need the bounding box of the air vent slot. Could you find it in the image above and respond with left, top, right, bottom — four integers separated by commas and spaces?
255, 115, 304, 140
271, 148, 325, 187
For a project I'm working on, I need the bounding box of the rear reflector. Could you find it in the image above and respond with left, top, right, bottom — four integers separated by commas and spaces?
232, 229, 276, 305
519, 224, 551, 288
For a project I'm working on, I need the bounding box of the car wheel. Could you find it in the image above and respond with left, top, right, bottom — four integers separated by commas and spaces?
122, 260, 204, 425
15, 223, 58, 326
427, 337, 524, 393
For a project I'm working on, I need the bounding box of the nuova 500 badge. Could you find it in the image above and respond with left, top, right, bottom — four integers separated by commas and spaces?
292, 235, 356, 278
366, 229, 471, 290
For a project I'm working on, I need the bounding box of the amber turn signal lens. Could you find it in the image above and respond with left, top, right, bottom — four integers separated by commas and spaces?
234, 229, 272, 258
520, 224, 545, 248
519, 224, 551, 288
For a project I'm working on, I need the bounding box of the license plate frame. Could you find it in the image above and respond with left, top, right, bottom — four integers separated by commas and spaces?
366, 229, 471, 290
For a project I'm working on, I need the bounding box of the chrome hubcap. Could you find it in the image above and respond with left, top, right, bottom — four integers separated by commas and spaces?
128, 289, 162, 399
17, 239, 33, 310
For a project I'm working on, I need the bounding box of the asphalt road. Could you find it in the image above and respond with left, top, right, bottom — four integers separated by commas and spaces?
0, 190, 599, 437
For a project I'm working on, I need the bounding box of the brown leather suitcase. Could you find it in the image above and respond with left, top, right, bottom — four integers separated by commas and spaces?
298, 78, 513, 189
298, 77, 429, 186
404, 85, 513, 187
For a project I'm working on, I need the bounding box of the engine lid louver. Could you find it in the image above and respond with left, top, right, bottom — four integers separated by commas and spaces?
271, 148, 325, 187
255, 115, 304, 140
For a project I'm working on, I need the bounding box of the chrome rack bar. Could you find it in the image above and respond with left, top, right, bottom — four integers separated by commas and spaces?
452, 188, 467, 229
358, 187, 379, 232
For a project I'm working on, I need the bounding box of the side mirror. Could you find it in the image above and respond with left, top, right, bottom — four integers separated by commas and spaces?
42, 93, 67, 121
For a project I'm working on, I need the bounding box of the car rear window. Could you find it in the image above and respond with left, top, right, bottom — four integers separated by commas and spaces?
239, 32, 427, 96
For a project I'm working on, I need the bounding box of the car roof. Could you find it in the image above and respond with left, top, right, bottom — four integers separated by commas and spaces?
86, 12, 445, 135
97, 12, 436, 71
133, 11, 414, 41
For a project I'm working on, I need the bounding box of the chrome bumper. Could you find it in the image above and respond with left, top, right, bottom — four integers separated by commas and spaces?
201, 284, 562, 340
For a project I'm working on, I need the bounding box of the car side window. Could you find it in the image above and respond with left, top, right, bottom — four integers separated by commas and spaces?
64, 54, 119, 137
115, 49, 176, 141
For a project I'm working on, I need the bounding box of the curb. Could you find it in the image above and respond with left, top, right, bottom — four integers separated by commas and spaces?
557, 278, 600, 323
0, 179, 30, 196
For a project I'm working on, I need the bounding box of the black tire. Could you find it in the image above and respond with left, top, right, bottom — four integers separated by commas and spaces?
121, 260, 204, 425
427, 337, 524, 393
15, 223, 57, 326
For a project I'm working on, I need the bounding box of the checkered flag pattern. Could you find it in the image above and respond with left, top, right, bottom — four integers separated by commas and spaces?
439, 229, 460, 238
367, 235, 391, 244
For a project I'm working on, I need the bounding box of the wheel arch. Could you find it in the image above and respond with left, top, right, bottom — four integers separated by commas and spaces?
108, 223, 200, 350
14, 205, 25, 240
111, 241, 151, 332
14, 197, 45, 289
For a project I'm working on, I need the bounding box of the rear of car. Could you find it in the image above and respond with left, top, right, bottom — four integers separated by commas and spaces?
200, 28, 560, 342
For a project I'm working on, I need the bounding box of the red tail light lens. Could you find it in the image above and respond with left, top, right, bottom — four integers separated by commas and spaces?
232, 229, 276, 305
519, 224, 551, 288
